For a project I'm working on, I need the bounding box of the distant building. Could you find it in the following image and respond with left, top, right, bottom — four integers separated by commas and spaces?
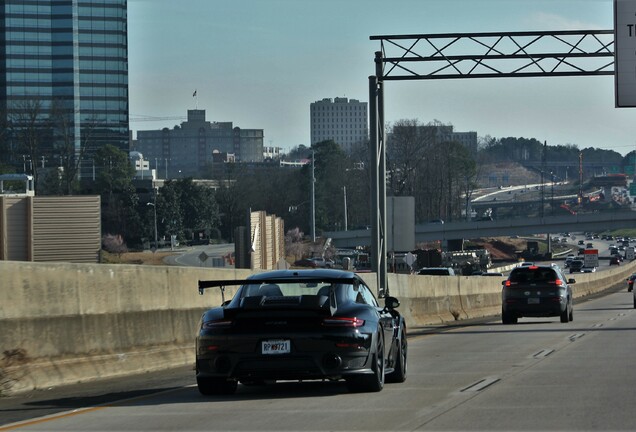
0, 0, 129, 178
264, 146, 283, 161
310, 97, 368, 153
135, 110, 264, 178
129, 151, 155, 180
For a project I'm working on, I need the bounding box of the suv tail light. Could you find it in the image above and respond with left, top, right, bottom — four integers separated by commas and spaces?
547, 279, 565, 286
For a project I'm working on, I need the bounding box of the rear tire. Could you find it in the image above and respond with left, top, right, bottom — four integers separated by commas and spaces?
560, 306, 569, 323
347, 330, 385, 392
197, 377, 238, 395
502, 310, 517, 324
386, 326, 407, 383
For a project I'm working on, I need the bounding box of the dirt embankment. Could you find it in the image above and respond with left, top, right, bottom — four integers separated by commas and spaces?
469, 237, 528, 261
101, 251, 176, 265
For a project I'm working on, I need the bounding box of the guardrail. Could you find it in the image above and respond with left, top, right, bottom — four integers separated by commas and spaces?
1, 259, 633, 395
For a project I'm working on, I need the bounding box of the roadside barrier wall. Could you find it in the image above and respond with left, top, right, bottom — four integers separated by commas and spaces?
2, 259, 634, 394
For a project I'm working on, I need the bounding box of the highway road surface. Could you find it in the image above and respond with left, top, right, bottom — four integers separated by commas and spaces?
2, 282, 635, 431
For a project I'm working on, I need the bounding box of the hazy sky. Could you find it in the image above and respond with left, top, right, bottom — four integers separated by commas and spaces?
127, 0, 635, 155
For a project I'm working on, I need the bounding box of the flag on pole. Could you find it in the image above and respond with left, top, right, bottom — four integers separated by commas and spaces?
193, 90, 197, 97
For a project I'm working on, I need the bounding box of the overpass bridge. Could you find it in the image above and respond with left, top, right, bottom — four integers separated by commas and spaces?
324, 210, 636, 248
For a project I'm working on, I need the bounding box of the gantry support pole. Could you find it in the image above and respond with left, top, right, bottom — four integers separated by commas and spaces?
369, 50, 388, 297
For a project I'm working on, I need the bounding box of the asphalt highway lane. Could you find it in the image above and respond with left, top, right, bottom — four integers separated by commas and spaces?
2, 284, 636, 431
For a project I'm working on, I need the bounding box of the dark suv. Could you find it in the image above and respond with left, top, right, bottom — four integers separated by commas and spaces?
501, 264, 575, 324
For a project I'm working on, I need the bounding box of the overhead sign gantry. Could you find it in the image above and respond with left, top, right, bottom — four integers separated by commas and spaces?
369, 27, 619, 296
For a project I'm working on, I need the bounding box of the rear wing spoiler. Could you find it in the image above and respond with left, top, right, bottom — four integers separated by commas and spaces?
198, 276, 359, 295
198, 276, 358, 311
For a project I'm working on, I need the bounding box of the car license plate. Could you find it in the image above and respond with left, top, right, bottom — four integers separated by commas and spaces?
528, 298, 540, 304
262, 340, 290, 355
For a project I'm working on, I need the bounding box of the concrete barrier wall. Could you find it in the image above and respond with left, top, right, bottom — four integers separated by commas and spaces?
2, 259, 635, 394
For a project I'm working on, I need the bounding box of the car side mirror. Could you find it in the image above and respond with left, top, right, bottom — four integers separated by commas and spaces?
568, 278, 576, 284
384, 296, 400, 310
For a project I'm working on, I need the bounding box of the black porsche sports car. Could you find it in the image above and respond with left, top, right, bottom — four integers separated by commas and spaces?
195, 269, 407, 395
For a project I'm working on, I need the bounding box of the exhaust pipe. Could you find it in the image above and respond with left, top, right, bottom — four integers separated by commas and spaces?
322, 353, 342, 369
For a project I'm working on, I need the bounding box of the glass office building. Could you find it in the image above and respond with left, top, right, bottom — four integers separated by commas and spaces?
0, 0, 129, 178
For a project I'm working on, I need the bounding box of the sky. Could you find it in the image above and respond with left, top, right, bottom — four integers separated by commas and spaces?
127, 0, 636, 155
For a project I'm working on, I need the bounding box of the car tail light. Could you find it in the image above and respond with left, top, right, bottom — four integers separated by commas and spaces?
322, 317, 365, 327
505, 280, 516, 287
197, 344, 220, 356
202, 319, 233, 329
335, 342, 364, 349
548, 279, 564, 286
529, 265, 539, 269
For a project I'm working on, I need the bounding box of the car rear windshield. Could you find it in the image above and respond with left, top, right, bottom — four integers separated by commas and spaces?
509, 267, 558, 284
241, 282, 333, 298
233, 282, 367, 308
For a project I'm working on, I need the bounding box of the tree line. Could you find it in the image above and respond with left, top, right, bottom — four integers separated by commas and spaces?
2, 108, 632, 249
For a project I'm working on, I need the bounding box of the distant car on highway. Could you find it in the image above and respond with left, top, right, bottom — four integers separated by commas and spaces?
610, 256, 621, 266
309, 257, 334, 268
293, 258, 318, 268
581, 266, 596, 273
627, 273, 636, 292
293, 257, 334, 268
501, 264, 575, 324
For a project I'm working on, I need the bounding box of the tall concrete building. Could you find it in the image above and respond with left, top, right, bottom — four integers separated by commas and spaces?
310, 97, 368, 153
0, 0, 129, 178
135, 109, 264, 178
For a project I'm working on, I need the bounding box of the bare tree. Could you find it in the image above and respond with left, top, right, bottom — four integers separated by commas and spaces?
387, 119, 436, 197
6, 97, 50, 191
50, 100, 100, 195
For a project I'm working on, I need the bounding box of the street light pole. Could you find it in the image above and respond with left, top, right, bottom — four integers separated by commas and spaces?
147, 199, 158, 251
310, 150, 316, 242
343, 186, 348, 231
153, 202, 157, 250
551, 172, 555, 216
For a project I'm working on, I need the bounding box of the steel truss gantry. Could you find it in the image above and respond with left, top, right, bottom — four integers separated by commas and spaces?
369, 30, 614, 296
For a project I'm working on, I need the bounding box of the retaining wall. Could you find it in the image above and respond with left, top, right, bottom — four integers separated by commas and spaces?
1, 259, 634, 394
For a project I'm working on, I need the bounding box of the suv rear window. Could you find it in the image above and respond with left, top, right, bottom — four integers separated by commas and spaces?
509, 267, 558, 284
